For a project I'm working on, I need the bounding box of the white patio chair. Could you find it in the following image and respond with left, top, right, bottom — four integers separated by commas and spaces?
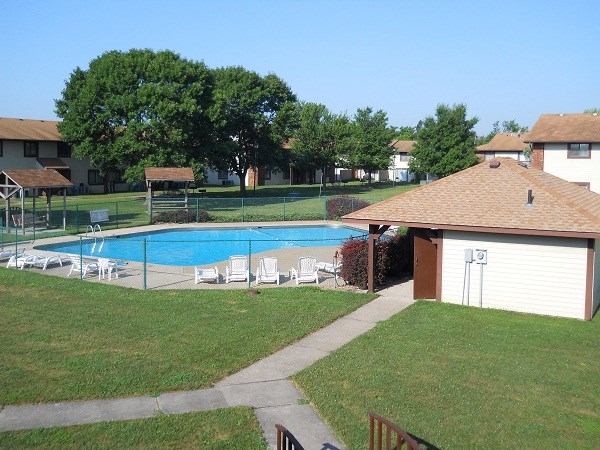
255, 257, 280, 285
225, 255, 249, 283
98, 258, 118, 280
195, 266, 219, 284
67, 256, 99, 278
290, 257, 319, 285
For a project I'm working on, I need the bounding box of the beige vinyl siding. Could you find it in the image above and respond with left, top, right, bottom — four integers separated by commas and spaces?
594, 239, 600, 317
543, 143, 600, 193
442, 231, 588, 319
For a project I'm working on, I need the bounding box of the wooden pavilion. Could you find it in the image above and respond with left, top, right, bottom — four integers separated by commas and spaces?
0, 169, 73, 231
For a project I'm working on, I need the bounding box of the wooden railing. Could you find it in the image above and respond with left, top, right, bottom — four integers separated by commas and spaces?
275, 423, 305, 450
369, 412, 420, 450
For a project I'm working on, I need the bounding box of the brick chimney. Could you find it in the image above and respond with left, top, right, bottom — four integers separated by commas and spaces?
530, 143, 544, 170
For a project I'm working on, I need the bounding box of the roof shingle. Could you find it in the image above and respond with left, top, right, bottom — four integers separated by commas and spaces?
0, 118, 61, 141
343, 158, 600, 238
476, 133, 528, 152
144, 167, 195, 181
2, 169, 73, 188
525, 113, 600, 142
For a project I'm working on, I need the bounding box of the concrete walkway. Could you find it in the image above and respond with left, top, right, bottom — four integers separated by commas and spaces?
0, 281, 414, 449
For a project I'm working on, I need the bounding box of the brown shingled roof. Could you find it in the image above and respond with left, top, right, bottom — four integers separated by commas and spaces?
2, 169, 73, 188
145, 167, 195, 181
390, 140, 416, 152
0, 117, 61, 141
36, 158, 69, 169
343, 157, 600, 238
525, 113, 600, 142
476, 133, 528, 152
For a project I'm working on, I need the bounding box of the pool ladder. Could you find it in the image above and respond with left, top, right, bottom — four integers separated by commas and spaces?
86, 224, 105, 253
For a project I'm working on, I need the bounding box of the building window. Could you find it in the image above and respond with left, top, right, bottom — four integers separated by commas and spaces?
398, 152, 410, 162
57, 142, 72, 158
0, 140, 3, 157
218, 170, 228, 180
567, 143, 591, 158
24, 141, 39, 157
573, 181, 590, 190
88, 169, 104, 185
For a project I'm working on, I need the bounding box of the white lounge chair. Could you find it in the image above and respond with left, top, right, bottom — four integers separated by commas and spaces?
67, 256, 99, 278
33, 255, 64, 270
290, 257, 319, 285
6, 254, 37, 269
225, 255, 249, 283
316, 260, 342, 275
0, 249, 19, 261
98, 258, 118, 280
195, 266, 219, 284
255, 257, 280, 285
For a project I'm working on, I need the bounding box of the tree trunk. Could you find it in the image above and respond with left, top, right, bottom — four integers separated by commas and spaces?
237, 169, 247, 197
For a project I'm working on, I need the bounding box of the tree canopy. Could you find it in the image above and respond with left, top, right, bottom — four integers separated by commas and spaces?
55, 49, 213, 188
409, 104, 479, 178
290, 103, 352, 185
345, 107, 396, 183
208, 67, 297, 195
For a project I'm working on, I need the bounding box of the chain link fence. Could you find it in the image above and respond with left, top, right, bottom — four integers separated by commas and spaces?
2, 234, 360, 290
0, 195, 374, 289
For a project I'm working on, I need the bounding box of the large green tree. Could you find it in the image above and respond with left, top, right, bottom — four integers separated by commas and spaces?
345, 107, 395, 183
55, 49, 213, 190
410, 104, 479, 178
209, 67, 296, 195
290, 103, 352, 185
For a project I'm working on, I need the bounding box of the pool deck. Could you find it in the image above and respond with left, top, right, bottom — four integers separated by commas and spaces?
8, 221, 369, 290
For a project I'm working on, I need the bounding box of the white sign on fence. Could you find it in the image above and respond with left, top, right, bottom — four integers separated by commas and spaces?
90, 209, 110, 223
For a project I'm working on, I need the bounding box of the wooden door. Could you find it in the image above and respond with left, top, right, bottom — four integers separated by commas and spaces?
413, 229, 438, 299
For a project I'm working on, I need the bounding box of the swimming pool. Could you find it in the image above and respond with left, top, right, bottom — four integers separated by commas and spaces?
36, 225, 366, 266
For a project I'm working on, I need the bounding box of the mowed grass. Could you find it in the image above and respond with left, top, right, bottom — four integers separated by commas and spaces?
0, 407, 265, 449
294, 301, 600, 449
0, 269, 375, 406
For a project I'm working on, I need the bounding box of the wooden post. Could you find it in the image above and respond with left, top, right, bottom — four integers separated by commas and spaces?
146, 181, 152, 215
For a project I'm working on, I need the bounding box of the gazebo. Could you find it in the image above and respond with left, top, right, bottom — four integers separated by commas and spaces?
144, 167, 195, 214
0, 169, 73, 230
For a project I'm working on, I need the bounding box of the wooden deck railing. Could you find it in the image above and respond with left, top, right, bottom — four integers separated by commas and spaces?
369, 412, 420, 450
275, 423, 305, 450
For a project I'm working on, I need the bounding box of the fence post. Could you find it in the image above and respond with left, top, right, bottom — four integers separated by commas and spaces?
115, 202, 120, 229
248, 239, 252, 288
196, 198, 199, 223
283, 197, 286, 221
76, 205, 80, 234
79, 236, 83, 280
15, 227, 18, 258
143, 238, 147, 290
323, 195, 327, 220
241, 198, 244, 223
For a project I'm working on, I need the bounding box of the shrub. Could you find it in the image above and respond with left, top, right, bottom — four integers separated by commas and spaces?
153, 209, 211, 224
340, 228, 413, 289
326, 196, 371, 220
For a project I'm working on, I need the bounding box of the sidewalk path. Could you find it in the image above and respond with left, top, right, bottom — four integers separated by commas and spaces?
0, 281, 414, 449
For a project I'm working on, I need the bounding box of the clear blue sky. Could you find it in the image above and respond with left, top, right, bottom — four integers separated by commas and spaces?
2, 0, 599, 135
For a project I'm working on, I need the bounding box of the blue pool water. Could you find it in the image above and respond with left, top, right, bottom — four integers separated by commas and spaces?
36, 225, 366, 266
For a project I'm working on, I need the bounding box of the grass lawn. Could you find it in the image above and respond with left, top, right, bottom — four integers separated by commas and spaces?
0, 407, 265, 449
293, 301, 600, 449
0, 269, 375, 406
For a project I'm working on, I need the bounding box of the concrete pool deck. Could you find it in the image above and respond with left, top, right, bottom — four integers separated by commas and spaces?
5, 220, 370, 290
